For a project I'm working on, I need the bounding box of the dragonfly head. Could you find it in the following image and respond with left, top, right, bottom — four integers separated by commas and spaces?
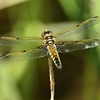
41, 29, 53, 38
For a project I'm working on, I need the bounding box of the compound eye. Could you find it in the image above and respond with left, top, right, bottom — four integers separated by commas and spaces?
41, 30, 53, 37
48, 30, 53, 35
41, 31, 46, 37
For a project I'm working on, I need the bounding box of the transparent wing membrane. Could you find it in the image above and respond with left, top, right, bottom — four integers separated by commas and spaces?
0, 16, 100, 63
58, 39, 100, 53
0, 37, 43, 46
55, 16, 100, 40
0, 47, 48, 63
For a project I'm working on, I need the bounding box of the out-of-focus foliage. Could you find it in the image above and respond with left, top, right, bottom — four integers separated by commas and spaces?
0, 0, 28, 10
0, 0, 100, 100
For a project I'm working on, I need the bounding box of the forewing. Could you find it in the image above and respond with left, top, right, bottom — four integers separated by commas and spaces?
0, 47, 48, 63
0, 36, 43, 46
57, 39, 100, 53
54, 16, 100, 40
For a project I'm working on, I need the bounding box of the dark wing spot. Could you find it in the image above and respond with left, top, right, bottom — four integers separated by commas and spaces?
16, 37, 19, 40
76, 24, 80, 27
23, 50, 26, 52
0, 54, 6, 57
92, 16, 98, 19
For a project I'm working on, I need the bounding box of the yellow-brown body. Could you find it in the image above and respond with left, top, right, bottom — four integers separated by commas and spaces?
42, 29, 62, 69
47, 44, 62, 69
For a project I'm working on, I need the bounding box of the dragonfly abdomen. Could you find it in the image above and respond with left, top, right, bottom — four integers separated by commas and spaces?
47, 44, 62, 69
53, 56, 62, 69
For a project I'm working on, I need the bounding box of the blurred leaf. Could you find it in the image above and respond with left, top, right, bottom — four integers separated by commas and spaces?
59, 0, 81, 20
0, 0, 29, 10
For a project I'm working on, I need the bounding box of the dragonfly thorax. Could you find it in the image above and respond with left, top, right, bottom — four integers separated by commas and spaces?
44, 35, 55, 44
42, 29, 55, 44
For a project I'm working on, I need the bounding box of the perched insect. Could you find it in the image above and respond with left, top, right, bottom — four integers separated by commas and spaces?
0, 16, 100, 69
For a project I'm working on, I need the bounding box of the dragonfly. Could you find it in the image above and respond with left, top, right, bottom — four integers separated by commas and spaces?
0, 16, 100, 69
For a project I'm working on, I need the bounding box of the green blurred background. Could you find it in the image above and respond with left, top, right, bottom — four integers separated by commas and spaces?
0, 0, 100, 100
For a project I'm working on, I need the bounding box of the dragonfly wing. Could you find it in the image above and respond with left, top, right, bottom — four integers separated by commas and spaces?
54, 16, 100, 40
0, 47, 48, 63
0, 36, 43, 46
57, 39, 100, 53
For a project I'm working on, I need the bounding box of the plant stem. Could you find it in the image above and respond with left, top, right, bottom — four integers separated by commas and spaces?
48, 56, 55, 100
